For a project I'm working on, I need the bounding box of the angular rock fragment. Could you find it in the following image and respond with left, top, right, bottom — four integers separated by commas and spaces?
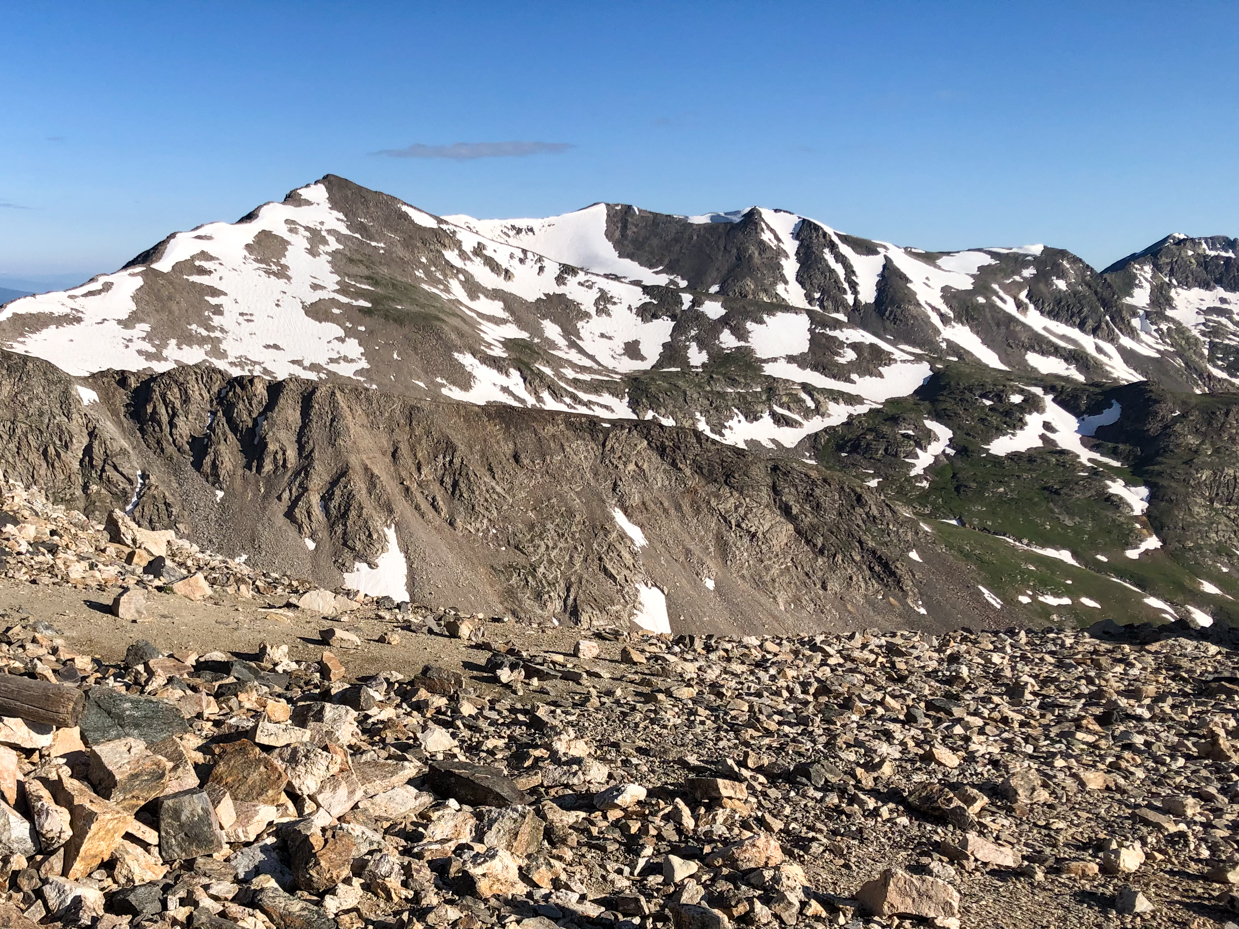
208, 740, 289, 805
49, 773, 134, 879
159, 789, 227, 861
79, 688, 188, 746
88, 736, 171, 812
856, 867, 960, 919
427, 760, 530, 808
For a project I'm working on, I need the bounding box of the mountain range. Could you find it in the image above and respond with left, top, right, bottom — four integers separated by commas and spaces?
1, 175, 1237, 634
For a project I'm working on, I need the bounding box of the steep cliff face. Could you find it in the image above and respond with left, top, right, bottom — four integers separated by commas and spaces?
1092, 383, 1239, 559
0, 352, 137, 515
0, 348, 1012, 635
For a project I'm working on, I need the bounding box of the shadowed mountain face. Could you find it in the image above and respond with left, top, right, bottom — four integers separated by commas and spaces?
0, 175, 1236, 634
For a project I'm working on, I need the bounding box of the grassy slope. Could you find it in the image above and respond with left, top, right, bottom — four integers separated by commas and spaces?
815, 364, 1239, 628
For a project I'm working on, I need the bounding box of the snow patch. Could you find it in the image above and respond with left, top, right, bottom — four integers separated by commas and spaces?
1185, 605, 1213, 628
1143, 596, 1177, 617
908, 550, 923, 563
905, 421, 953, 476
1077, 400, 1121, 437
1105, 479, 1149, 516
342, 525, 409, 602
632, 583, 671, 634
1025, 352, 1085, 381
986, 387, 1121, 466
1037, 594, 1072, 606
978, 586, 1003, 609
75, 385, 99, 404
449, 204, 676, 286
935, 251, 995, 275
1125, 536, 1163, 560
613, 508, 648, 549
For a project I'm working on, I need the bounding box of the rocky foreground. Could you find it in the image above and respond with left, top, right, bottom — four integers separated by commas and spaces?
1, 484, 1239, 928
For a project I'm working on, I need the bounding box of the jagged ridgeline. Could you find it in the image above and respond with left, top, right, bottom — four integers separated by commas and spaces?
1, 175, 1237, 633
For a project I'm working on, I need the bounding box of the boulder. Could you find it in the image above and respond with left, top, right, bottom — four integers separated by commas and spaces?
856, 868, 960, 919
427, 760, 531, 808
159, 789, 227, 861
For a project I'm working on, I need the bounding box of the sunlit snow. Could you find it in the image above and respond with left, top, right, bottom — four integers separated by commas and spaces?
905, 421, 952, 476
1105, 479, 1149, 516
632, 583, 671, 634
978, 586, 1003, 609
1125, 536, 1163, 560
613, 508, 648, 549
342, 525, 409, 602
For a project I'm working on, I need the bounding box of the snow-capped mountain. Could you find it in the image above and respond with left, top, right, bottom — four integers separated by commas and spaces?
2, 174, 1238, 635
1104, 234, 1239, 383
2, 175, 1231, 458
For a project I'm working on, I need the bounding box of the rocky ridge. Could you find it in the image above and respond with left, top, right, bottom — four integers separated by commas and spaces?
0, 348, 1016, 636
1, 178, 1238, 637
0, 487, 1238, 927
3, 176, 1237, 457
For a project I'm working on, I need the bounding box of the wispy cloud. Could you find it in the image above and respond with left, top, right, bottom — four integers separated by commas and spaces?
373, 141, 574, 160
0, 201, 30, 210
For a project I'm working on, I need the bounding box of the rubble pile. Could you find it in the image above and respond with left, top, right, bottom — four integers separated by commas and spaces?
0, 484, 1237, 927
0, 484, 313, 609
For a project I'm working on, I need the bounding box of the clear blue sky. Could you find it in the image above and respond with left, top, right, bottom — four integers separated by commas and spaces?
2, 1, 1237, 284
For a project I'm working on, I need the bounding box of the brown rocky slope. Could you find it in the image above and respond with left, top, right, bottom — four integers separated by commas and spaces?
0, 483, 1237, 928
0, 350, 1009, 636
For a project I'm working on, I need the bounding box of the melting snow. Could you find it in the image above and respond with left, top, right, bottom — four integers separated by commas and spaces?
75, 385, 99, 404
905, 421, 952, 476
342, 525, 409, 602
762, 358, 933, 404
747, 313, 811, 359
1105, 479, 1149, 515
1079, 597, 1101, 608
1198, 578, 1223, 595
450, 204, 677, 286
1142, 596, 1177, 617
1125, 536, 1163, 560
986, 387, 1121, 466
1185, 605, 1214, 628
1024, 352, 1085, 381
1037, 594, 1072, 606
908, 550, 923, 563
304, 538, 316, 551
703, 577, 715, 590
125, 472, 145, 516
935, 251, 995, 275
632, 583, 671, 634
612, 508, 648, 549
1077, 400, 1121, 436
1, 181, 369, 380
978, 586, 1003, 609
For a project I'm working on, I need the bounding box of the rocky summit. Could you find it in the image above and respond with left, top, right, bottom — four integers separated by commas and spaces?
0, 482, 1238, 927
0, 176, 1238, 634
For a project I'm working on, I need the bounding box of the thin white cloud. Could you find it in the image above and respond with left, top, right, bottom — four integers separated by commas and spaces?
373, 141, 574, 160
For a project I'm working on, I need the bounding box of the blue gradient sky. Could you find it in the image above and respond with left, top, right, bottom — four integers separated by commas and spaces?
2, 1, 1236, 283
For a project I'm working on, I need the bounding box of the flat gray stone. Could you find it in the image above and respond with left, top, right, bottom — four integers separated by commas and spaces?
81, 687, 189, 747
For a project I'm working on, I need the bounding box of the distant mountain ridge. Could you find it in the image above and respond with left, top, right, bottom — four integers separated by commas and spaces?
0, 175, 1237, 635
1, 175, 1235, 456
